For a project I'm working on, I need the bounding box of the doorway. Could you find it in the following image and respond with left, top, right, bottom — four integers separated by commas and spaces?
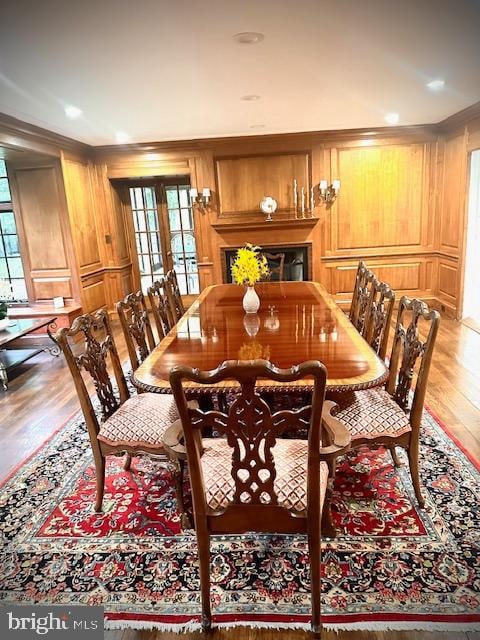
463, 149, 480, 328
125, 178, 200, 297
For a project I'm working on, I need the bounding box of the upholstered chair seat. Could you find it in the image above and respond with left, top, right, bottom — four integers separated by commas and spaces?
200, 437, 330, 512
332, 388, 411, 441
97, 393, 180, 448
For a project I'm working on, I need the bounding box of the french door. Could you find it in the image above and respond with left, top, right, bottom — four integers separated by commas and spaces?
126, 179, 200, 297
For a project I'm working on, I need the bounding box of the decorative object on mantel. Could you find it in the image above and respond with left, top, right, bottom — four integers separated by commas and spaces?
260, 195, 278, 221
318, 179, 341, 206
0, 279, 13, 330
293, 179, 314, 219
231, 243, 269, 313
189, 186, 211, 213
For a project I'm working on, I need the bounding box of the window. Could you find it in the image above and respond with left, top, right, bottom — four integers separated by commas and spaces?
128, 180, 199, 296
0, 160, 27, 302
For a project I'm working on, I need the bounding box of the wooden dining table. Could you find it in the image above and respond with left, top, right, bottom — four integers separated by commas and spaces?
133, 281, 389, 396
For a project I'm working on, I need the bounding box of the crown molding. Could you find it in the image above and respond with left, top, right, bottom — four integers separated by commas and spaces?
437, 101, 480, 134
91, 123, 439, 157
2, 101, 480, 159
0, 112, 89, 158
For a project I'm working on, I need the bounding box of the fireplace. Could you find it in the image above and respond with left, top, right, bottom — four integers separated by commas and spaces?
222, 244, 311, 283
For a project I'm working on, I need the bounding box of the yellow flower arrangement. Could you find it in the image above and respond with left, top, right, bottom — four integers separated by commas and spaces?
231, 243, 269, 286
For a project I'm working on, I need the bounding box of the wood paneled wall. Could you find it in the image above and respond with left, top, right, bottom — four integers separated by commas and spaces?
2, 105, 480, 318
61, 155, 107, 312
435, 113, 480, 317
9, 161, 80, 304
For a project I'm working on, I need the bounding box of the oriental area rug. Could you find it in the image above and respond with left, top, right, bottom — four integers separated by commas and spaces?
0, 406, 479, 632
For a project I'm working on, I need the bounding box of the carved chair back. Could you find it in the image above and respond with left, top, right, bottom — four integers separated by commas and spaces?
349, 260, 367, 324
116, 291, 156, 372
170, 359, 327, 531
57, 311, 129, 447
352, 267, 376, 335
147, 278, 172, 339
363, 279, 396, 360
386, 296, 440, 430
166, 269, 185, 323
171, 359, 351, 632
263, 252, 285, 282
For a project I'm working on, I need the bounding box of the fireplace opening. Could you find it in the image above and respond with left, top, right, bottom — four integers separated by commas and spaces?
222, 244, 311, 283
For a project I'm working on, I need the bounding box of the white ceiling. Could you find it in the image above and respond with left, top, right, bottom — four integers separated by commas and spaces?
1, 0, 479, 146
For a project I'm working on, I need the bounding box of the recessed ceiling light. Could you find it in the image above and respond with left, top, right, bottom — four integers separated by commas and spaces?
115, 131, 130, 144
426, 79, 445, 91
233, 32, 264, 45
241, 94, 261, 101
250, 123, 266, 129
64, 104, 82, 119
384, 112, 399, 125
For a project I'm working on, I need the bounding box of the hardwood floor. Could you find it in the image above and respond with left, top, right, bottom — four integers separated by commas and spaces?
0, 316, 479, 639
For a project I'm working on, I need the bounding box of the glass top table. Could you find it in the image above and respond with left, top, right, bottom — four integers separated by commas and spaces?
133, 282, 389, 395
0, 317, 60, 389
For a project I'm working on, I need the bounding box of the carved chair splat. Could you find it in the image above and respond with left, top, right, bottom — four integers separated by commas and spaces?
349, 260, 367, 325
363, 278, 396, 361
147, 278, 173, 338
166, 269, 185, 324
116, 291, 156, 372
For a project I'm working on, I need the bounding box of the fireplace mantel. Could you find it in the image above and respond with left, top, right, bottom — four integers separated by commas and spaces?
211, 217, 319, 233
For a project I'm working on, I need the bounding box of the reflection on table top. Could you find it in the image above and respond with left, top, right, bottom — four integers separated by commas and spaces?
0, 316, 57, 348
133, 282, 389, 394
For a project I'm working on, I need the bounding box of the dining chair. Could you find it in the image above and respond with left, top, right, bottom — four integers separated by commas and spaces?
351, 266, 376, 336
170, 359, 351, 633
147, 277, 173, 339
116, 291, 156, 372
166, 269, 185, 323
57, 310, 183, 513
348, 260, 367, 324
363, 278, 396, 360
325, 296, 440, 507
264, 252, 285, 281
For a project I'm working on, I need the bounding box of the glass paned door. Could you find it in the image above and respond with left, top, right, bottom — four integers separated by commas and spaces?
165, 184, 199, 295
129, 186, 164, 294
128, 181, 199, 296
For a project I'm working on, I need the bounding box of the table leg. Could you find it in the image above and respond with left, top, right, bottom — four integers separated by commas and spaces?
0, 360, 8, 390
45, 321, 61, 357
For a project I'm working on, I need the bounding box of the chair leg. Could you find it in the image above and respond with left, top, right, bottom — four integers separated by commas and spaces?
123, 452, 132, 471
407, 441, 425, 508
196, 523, 212, 630
308, 511, 322, 634
94, 453, 106, 513
171, 458, 192, 529
321, 482, 336, 539
389, 446, 401, 468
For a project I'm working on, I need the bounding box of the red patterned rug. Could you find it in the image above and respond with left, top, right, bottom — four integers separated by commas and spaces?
0, 406, 479, 632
